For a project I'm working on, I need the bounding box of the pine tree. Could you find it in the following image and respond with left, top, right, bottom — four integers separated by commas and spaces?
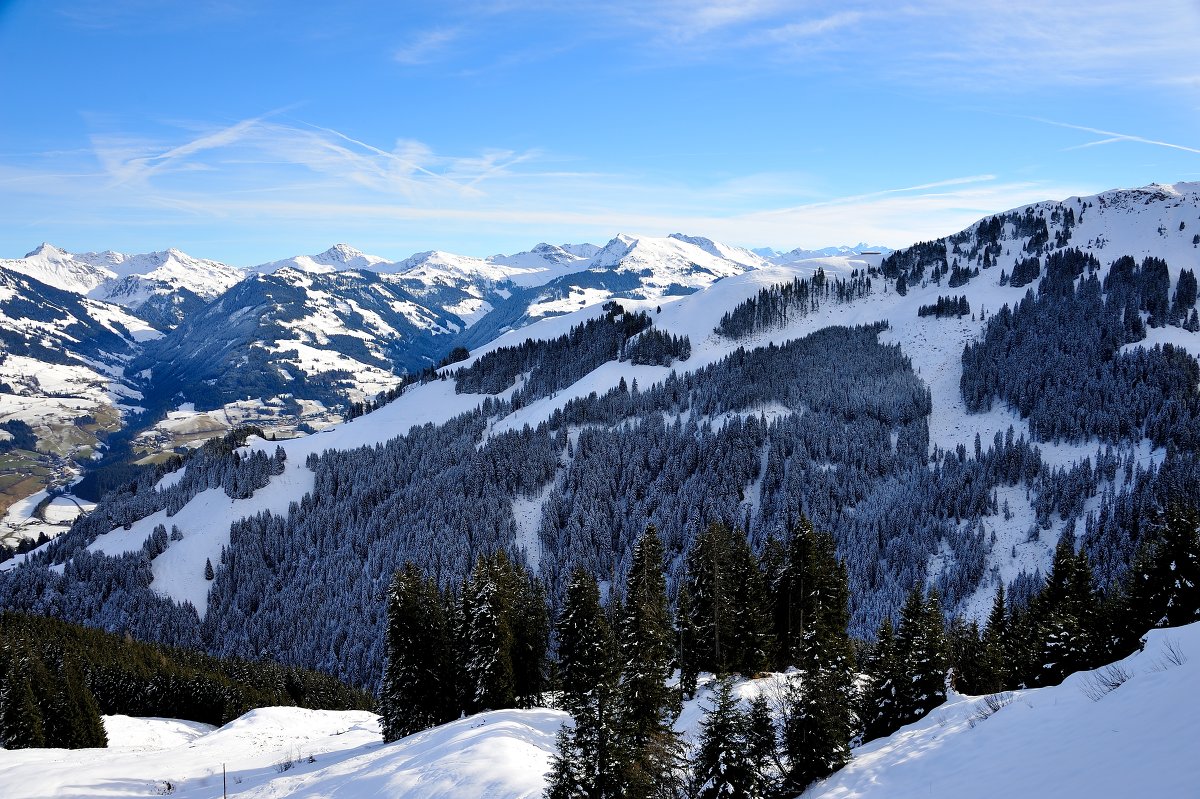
0, 656, 45, 749
779, 525, 854, 793
509, 568, 551, 708
946, 616, 985, 695
546, 567, 620, 799
744, 694, 780, 796
380, 562, 455, 742
689, 678, 755, 799
40, 653, 107, 749
685, 521, 771, 675
868, 585, 948, 739
979, 583, 1009, 693
862, 616, 898, 742
616, 526, 684, 799
1037, 534, 1096, 685
686, 522, 734, 673
464, 554, 516, 712
1127, 503, 1200, 632
903, 587, 948, 721
204, 558, 215, 581
674, 584, 701, 701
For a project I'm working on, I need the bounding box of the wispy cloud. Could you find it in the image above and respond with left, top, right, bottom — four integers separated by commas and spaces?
393, 27, 461, 65
1030, 118, 1200, 156
534, 0, 1200, 89
0, 115, 1094, 260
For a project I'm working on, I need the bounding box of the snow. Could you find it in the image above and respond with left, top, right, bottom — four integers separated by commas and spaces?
805, 624, 1200, 799
0, 243, 115, 294
252, 244, 390, 275
85, 460, 316, 616
0, 708, 379, 799
1, 242, 243, 308
234, 709, 561, 799
1121, 322, 1200, 360
8, 624, 1197, 798
0, 707, 559, 799
512, 482, 555, 572
103, 715, 216, 750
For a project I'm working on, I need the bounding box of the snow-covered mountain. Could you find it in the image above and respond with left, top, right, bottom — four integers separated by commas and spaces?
3, 180, 1199, 654
0, 265, 157, 547
137, 266, 461, 415
754, 242, 894, 264
0, 244, 243, 329
250, 243, 392, 275
0, 243, 116, 294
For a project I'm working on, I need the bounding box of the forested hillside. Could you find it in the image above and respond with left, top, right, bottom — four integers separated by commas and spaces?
0, 183, 1196, 702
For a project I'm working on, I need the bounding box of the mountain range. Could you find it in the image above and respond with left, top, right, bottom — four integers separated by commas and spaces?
1, 180, 1196, 666
0, 231, 885, 541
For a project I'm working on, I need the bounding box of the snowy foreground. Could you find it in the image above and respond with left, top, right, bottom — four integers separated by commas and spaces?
805, 625, 1200, 799
3, 624, 1199, 798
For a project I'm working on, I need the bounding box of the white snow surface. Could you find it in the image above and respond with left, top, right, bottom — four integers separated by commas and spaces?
0, 243, 242, 305
0, 706, 558, 799
805, 624, 1200, 799
251, 244, 391, 275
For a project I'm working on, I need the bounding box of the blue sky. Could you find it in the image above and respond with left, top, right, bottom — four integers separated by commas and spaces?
0, 1, 1198, 265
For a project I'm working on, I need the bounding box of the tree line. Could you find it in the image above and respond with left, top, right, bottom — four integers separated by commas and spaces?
0, 610, 372, 750
380, 500, 1199, 797
917, 295, 971, 318
715, 268, 873, 339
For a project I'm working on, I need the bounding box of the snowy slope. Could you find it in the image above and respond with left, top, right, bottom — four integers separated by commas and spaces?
0, 706, 559, 799
0, 243, 243, 310
88, 247, 244, 303
2, 625, 1194, 799
805, 625, 1200, 799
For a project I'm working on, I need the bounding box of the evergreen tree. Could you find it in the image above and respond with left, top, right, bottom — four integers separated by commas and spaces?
510, 569, 551, 708
41, 654, 107, 749
380, 562, 455, 742
978, 583, 1009, 693
862, 616, 898, 742
744, 694, 781, 797
685, 522, 772, 675
946, 616, 985, 695
674, 584, 701, 701
1037, 534, 1097, 685
546, 568, 620, 799
689, 678, 755, 799
685, 522, 735, 673
616, 526, 684, 799
779, 525, 854, 793
1126, 503, 1200, 632
867, 585, 948, 739
903, 587, 948, 721
464, 554, 516, 712
0, 655, 45, 749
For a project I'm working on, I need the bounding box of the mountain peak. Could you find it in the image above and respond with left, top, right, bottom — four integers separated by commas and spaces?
318, 243, 366, 263
25, 242, 70, 259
